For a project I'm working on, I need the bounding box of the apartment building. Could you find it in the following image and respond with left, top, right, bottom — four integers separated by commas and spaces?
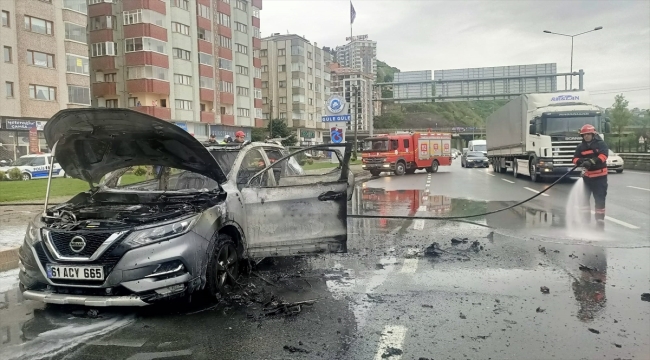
260, 34, 332, 144
87, 0, 263, 141
0, 0, 90, 160
333, 37, 377, 78
330, 63, 373, 131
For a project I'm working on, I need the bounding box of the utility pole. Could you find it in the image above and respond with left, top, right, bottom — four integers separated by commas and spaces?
353, 84, 359, 160
543, 26, 602, 90
269, 99, 274, 138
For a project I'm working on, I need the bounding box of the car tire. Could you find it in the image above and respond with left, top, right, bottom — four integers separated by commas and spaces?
22, 173, 31, 181
394, 161, 406, 176
370, 170, 381, 177
206, 234, 240, 298
616, 169, 623, 173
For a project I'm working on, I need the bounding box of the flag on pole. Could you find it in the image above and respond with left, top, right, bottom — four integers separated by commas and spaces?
350, 1, 356, 24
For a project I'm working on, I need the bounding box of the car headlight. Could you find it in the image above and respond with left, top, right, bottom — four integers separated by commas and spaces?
26, 221, 41, 246
124, 215, 199, 247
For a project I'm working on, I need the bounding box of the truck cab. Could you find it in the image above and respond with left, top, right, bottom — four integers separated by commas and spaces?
467, 140, 487, 156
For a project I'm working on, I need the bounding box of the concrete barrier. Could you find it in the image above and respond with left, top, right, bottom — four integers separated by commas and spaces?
618, 153, 650, 171
0, 248, 19, 272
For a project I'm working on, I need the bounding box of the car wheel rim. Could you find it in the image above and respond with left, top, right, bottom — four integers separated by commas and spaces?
22, 174, 29, 181
215, 243, 238, 290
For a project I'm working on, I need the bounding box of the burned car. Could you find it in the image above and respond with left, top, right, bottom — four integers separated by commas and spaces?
18, 108, 353, 306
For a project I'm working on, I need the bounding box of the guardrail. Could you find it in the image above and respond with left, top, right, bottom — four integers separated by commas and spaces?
618, 153, 650, 171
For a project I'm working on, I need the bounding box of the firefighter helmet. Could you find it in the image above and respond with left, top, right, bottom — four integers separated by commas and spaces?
579, 124, 597, 135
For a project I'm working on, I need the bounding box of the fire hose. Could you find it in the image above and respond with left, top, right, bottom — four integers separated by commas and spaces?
348, 164, 580, 221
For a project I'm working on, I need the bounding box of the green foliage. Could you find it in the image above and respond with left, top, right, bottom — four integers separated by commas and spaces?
251, 127, 267, 142
376, 60, 400, 84
374, 113, 405, 129
132, 166, 147, 177
0, 170, 6, 181
8, 168, 22, 181
610, 94, 633, 151
268, 119, 298, 146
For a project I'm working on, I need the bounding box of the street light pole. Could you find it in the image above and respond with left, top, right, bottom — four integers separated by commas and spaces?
543, 26, 603, 90
352, 84, 359, 160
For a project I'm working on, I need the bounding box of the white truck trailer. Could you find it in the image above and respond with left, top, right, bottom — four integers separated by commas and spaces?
487, 91, 610, 182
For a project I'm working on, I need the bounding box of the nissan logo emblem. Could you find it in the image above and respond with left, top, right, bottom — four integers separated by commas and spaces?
69, 236, 86, 253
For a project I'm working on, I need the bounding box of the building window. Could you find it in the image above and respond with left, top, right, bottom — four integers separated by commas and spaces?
175, 99, 192, 110
220, 0, 231, 3
308, 67, 313, 75
125, 37, 167, 53
24, 16, 53, 35
217, 13, 230, 27
253, 27, 260, 38
91, 42, 117, 57
235, 43, 248, 54
173, 48, 191, 60
6, 82, 14, 97
254, 67, 261, 78
29, 84, 56, 101
172, 0, 189, 10
200, 76, 214, 89
262, 65, 268, 72
262, 81, 268, 88
279, 81, 286, 88
254, 90, 262, 99
220, 81, 233, 93
307, 51, 312, 60
2, 11, 9, 27
316, 84, 320, 92
197, 4, 210, 19
66, 54, 89, 75
237, 107, 250, 117
262, 113, 269, 119
89, 0, 114, 4
198, 28, 212, 42
236, 86, 249, 96
103, 73, 116, 82
262, 96, 267, 104
235, 22, 247, 33
278, 65, 286, 72
64, 22, 86, 43
309, 113, 314, 120
219, 35, 232, 49
172, 22, 190, 35
3, 46, 11, 63
252, 6, 260, 18
279, 112, 287, 119
68, 85, 90, 105
174, 74, 192, 85
89, 16, 114, 30
123, 9, 141, 25
292, 78, 304, 88
198, 53, 214, 66
235, 0, 247, 11
236, 65, 249, 75
27, 50, 55, 68
308, 98, 313, 105
308, 82, 313, 90
218, 58, 232, 70
260, 49, 267, 57
255, 108, 262, 119
126, 65, 168, 81
279, 97, 288, 104
278, 49, 285, 56
105, 99, 118, 108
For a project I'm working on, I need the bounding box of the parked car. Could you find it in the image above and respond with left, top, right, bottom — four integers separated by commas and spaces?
0, 154, 66, 181
461, 151, 489, 168
606, 150, 624, 173
19, 108, 354, 307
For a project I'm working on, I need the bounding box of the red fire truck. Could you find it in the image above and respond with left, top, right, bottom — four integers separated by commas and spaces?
361, 131, 453, 176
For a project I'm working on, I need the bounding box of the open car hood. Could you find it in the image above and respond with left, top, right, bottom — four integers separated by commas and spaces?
44, 108, 227, 184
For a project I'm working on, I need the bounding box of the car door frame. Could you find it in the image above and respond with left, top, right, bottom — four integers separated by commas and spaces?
239, 143, 352, 258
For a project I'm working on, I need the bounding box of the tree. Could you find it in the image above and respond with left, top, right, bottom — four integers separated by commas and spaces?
251, 127, 267, 142
610, 94, 633, 152
267, 119, 297, 146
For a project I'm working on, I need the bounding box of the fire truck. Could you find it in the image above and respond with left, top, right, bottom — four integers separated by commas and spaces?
360, 188, 452, 228
361, 131, 453, 176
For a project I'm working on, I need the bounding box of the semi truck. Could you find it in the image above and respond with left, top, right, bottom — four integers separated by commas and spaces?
486, 91, 610, 182
361, 131, 452, 176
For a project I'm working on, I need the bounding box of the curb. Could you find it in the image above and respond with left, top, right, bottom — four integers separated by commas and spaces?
0, 247, 19, 272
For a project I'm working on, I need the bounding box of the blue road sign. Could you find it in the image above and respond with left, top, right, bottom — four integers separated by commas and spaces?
330, 127, 343, 144
322, 115, 351, 123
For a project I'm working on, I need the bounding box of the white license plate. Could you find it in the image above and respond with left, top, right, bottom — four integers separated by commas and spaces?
46, 265, 105, 280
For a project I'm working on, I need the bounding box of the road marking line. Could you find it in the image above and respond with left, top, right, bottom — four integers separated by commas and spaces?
502, 179, 515, 184
374, 325, 408, 360
486, 173, 495, 176
589, 212, 640, 229
400, 259, 418, 273
628, 186, 650, 192
524, 187, 550, 197
413, 219, 424, 230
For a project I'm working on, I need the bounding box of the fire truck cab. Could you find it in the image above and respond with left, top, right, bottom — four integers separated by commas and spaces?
361, 131, 453, 176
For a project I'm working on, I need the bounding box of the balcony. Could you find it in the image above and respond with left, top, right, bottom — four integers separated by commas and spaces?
293, 120, 307, 128
221, 114, 235, 125
201, 111, 215, 123
126, 79, 170, 95
220, 92, 234, 105
255, 119, 264, 127
92, 82, 117, 97
252, 37, 261, 50
200, 88, 214, 102
130, 106, 171, 120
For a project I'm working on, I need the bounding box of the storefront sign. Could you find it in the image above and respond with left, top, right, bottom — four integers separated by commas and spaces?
4, 119, 46, 131
300, 130, 315, 139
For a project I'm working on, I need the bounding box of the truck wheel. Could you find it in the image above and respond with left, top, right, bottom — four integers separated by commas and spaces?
529, 161, 540, 182
429, 160, 439, 173
513, 161, 519, 178
370, 170, 381, 177
394, 161, 406, 176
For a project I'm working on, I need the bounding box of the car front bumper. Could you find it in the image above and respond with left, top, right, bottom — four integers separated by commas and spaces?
465, 161, 489, 167
362, 164, 393, 171
18, 229, 209, 306
607, 164, 624, 170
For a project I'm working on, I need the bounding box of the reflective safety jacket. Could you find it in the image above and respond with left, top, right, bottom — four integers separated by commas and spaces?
572, 137, 609, 178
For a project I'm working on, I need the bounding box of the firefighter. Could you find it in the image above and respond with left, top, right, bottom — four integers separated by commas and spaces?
572, 124, 609, 226
234, 131, 246, 143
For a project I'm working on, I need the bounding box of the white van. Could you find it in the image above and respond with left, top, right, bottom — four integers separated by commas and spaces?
0, 154, 66, 181
467, 140, 487, 155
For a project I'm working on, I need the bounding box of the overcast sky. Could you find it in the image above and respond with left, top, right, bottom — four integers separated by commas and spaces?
261, 0, 650, 109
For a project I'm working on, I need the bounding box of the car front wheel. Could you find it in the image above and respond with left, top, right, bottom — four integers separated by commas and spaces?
206, 234, 240, 298
22, 173, 31, 181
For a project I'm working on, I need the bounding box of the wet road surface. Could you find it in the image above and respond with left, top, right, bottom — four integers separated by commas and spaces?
1, 161, 649, 359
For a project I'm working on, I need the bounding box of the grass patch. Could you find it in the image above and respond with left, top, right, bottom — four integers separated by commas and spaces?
0, 173, 149, 203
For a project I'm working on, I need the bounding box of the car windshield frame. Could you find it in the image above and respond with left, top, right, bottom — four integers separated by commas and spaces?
467, 152, 485, 157
13, 157, 36, 166
101, 166, 220, 193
